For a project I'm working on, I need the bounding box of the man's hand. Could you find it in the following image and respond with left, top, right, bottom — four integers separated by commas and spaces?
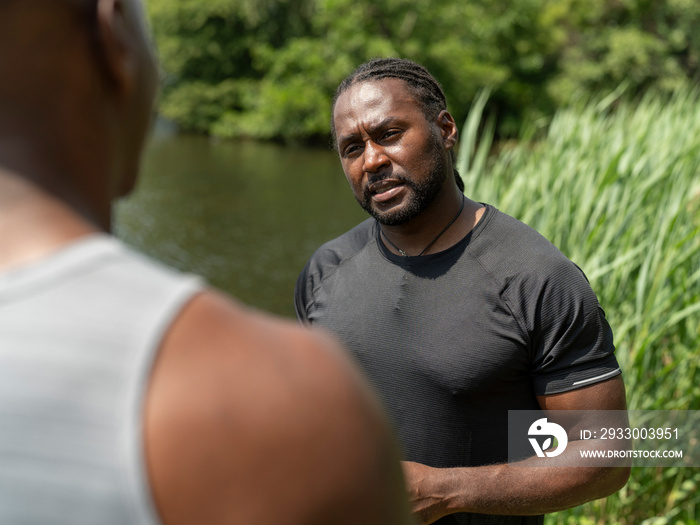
398, 377, 629, 522
401, 461, 452, 525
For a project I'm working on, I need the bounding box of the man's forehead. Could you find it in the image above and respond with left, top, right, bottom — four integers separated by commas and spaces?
333, 78, 424, 130
335, 78, 418, 111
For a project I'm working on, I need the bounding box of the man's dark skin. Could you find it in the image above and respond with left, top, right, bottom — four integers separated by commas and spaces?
0, 1, 415, 523
333, 77, 630, 524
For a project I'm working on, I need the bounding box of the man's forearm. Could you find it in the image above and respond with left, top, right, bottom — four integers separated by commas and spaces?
443, 450, 628, 515
403, 440, 630, 522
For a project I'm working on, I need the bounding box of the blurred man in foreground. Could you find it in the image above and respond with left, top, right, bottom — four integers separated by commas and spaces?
0, 1, 413, 524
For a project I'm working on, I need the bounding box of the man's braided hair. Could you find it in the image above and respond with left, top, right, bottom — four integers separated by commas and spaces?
331, 57, 464, 192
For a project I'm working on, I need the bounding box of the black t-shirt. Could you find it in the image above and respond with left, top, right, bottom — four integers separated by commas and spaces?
295, 204, 620, 525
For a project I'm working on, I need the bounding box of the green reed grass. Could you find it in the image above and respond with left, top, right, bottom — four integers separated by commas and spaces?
458, 89, 700, 524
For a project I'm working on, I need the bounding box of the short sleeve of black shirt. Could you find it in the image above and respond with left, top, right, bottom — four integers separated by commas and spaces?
458, 207, 620, 394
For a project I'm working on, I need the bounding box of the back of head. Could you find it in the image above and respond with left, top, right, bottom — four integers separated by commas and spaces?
0, 0, 99, 127
0, 0, 158, 230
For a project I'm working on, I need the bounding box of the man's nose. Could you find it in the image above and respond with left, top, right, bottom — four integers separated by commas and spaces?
362, 141, 389, 173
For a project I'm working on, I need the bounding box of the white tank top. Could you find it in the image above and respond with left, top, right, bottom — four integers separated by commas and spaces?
0, 236, 202, 524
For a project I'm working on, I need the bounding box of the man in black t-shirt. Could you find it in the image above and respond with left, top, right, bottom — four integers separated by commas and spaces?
295, 58, 630, 525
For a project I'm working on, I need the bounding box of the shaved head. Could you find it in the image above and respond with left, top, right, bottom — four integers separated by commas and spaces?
0, 0, 158, 230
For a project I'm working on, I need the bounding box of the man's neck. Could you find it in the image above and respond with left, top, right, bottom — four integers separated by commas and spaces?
379, 190, 485, 257
0, 169, 99, 273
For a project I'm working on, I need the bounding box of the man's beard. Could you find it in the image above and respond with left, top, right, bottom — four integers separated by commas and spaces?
357, 135, 447, 226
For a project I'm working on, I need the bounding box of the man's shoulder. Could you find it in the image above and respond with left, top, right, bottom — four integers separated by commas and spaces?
294, 218, 377, 320
305, 218, 376, 277
4, 234, 201, 301
478, 207, 563, 256
474, 207, 603, 328
86, 237, 204, 305
147, 290, 411, 524
475, 206, 578, 279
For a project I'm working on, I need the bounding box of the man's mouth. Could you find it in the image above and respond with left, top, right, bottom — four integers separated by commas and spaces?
369, 179, 406, 203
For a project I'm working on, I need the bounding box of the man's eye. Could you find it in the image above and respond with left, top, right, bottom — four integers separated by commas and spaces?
343, 144, 362, 157
382, 130, 400, 141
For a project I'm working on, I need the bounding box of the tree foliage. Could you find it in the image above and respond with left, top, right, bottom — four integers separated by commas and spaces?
148, 0, 700, 142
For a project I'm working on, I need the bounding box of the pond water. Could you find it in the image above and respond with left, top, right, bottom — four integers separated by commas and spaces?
115, 129, 367, 319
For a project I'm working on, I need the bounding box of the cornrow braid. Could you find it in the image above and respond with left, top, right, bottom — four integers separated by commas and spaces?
331, 57, 464, 192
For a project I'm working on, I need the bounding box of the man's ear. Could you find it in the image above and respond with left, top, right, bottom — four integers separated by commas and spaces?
437, 110, 459, 151
94, 0, 136, 95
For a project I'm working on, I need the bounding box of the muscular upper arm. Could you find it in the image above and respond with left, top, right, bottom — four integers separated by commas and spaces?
535, 376, 630, 494
537, 375, 627, 412
537, 375, 628, 446
144, 290, 413, 525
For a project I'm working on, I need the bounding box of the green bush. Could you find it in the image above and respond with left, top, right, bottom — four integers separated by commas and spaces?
148, 0, 700, 142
